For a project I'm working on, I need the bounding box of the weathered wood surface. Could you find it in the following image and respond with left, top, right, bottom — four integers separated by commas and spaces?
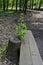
19, 31, 33, 65
19, 30, 43, 65
28, 31, 43, 65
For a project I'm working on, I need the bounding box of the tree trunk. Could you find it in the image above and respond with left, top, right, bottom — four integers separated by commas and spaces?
32, 0, 34, 9
30, 0, 31, 9
19, 0, 21, 11
23, 0, 25, 12
6, 36, 21, 64
6, 0, 9, 11
16, 0, 18, 11
24, 0, 28, 13
3, 0, 6, 11
12, 0, 14, 10
39, 0, 41, 9
0, 0, 2, 8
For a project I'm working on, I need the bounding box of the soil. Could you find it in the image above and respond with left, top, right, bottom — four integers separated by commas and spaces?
0, 11, 43, 65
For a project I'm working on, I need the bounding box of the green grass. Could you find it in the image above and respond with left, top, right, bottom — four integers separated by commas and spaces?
0, 10, 23, 17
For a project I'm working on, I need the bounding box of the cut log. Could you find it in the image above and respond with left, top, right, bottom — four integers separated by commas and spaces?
6, 35, 21, 64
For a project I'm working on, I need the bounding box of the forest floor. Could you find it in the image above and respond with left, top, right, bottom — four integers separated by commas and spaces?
0, 11, 43, 65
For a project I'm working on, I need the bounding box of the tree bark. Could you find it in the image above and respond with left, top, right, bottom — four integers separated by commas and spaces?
16, 0, 18, 11
12, 0, 14, 10
19, 0, 21, 11
30, 0, 31, 9
6, 0, 9, 11
6, 36, 21, 64
3, 0, 6, 11
24, 0, 28, 13
32, 0, 34, 9
0, 0, 2, 8
39, 0, 41, 9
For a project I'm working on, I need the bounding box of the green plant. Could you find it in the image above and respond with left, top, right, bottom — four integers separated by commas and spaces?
14, 64, 16, 65
0, 45, 8, 59
16, 14, 28, 40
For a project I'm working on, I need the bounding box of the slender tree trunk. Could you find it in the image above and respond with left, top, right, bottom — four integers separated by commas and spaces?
32, 0, 34, 9
6, 0, 9, 11
30, 0, 31, 9
0, 0, 2, 8
23, 0, 25, 12
16, 0, 18, 11
12, 0, 14, 10
39, 0, 41, 9
3, 0, 6, 11
19, 0, 21, 11
24, 0, 28, 13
